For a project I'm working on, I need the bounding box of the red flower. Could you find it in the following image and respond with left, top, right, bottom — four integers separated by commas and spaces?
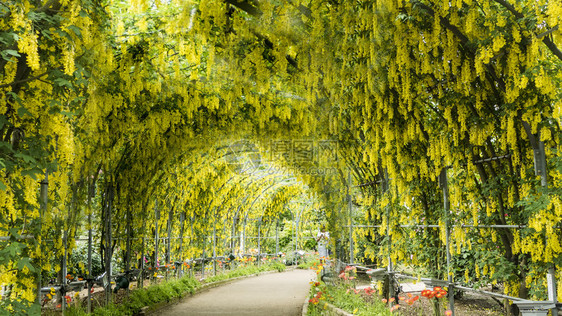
364, 287, 375, 295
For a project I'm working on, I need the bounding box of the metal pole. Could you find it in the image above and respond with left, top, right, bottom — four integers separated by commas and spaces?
295, 212, 299, 265
243, 217, 247, 255
37, 172, 48, 305
190, 216, 194, 278
348, 169, 353, 264
257, 218, 261, 267
440, 168, 455, 316
154, 202, 160, 274
213, 219, 217, 276
231, 216, 237, 254
140, 237, 145, 289
105, 185, 113, 305
87, 183, 92, 313
178, 212, 185, 278
125, 208, 132, 290
167, 206, 173, 272
201, 236, 206, 279
383, 169, 393, 305
536, 141, 558, 314
62, 230, 67, 315
275, 218, 279, 255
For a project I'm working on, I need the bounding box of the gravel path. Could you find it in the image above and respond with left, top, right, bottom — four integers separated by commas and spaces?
160, 269, 317, 316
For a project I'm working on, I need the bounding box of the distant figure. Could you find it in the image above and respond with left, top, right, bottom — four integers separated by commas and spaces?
316, 226, 330, 261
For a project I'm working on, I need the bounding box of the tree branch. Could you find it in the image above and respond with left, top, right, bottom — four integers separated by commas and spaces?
492, 0, 562, 61
0, 71, 50, 89
223, 0, 262, 17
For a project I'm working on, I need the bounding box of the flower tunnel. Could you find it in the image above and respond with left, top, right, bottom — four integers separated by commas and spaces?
1, 0, 562, 315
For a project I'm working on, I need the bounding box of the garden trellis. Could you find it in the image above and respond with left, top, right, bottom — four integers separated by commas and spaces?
1, 0, 562, 315
344, 155, 560, 315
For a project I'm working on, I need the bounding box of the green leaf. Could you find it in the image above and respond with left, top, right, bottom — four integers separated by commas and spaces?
14, 152, 37, 164
60, 110, 78, 118
3, 49, 20, 57
1, 49, 20, 62
53, 78, 73, 89
0, 180, 6, 191
21, 167, 42, 180
16, 258, 35, 272
16, 106, 32, 118
67, 25, 82, 38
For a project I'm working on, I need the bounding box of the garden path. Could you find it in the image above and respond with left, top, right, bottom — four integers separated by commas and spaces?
160, 269, 316, 316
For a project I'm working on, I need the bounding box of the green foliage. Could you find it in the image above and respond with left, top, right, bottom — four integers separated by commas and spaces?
204, 261, 285, 283
67, 242, 104, 277
297, 257, 320, 270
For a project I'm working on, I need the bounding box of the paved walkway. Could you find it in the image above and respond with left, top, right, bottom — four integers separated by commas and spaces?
160, 269, 317, 316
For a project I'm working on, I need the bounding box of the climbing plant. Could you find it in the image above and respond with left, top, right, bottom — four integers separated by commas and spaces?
1, 0, 561, 315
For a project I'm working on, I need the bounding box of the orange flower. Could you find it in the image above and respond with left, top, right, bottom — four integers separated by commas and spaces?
66, 274, 73, 280
445, 310, 452, 316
